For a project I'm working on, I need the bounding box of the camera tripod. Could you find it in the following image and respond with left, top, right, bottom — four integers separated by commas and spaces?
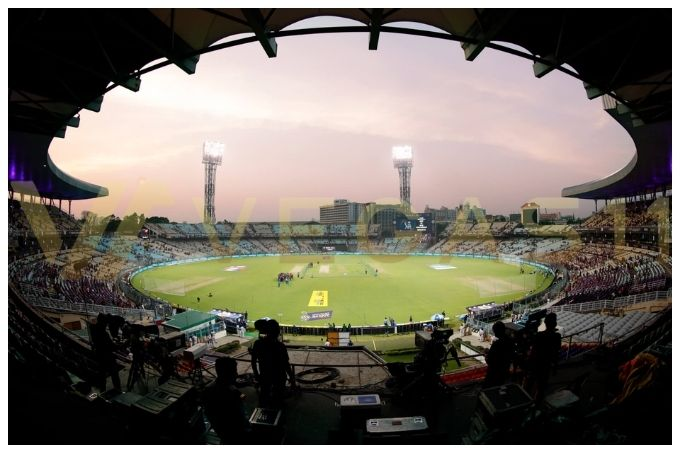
190, 358, 204, 384
127, 356, 148, 391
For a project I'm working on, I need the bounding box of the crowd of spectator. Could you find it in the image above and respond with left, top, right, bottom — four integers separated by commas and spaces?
8, 196, 672, 321
9, 199, 80, 237
580, 198, 667, 229
542, 244, 670, 305
11, 255, 134, 309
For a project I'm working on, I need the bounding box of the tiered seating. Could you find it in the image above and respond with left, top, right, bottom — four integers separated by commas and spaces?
580, 198, 667, 229
555, 311, 658, 343
9, 288, 100, 386
9, 199, 81, 236
544, 244, 670, 305
11, 254, 134, 309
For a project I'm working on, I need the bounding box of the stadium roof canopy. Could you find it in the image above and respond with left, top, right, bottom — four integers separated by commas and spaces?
9, 9, 671, 201
163, 310, 217, 332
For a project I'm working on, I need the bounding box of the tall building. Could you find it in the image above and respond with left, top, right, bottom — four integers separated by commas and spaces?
319, 199, 366, 224
425, 205, 457, 222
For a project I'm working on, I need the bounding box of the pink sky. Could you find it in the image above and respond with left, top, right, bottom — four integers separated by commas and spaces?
49, 19, 635, 223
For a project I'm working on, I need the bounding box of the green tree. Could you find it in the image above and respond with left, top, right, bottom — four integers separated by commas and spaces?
147, 216, 170, 224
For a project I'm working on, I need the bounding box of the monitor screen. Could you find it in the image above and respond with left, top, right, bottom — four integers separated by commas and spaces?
357, 395, 378, 404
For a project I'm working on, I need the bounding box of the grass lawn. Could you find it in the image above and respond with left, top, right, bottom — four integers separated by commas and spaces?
131, 254, 552, 327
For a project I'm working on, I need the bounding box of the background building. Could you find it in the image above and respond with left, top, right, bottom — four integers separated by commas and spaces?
521, 202, 540, 225
424, 205, 457, 222
319, 199, 366, 224
457, 202, 487, 224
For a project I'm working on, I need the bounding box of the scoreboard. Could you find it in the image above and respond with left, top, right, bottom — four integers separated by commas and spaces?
395, 213, 433, 234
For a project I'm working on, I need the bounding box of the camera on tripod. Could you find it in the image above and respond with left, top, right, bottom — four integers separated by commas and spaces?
430, 328, 453, 345
505, 309, 547, 374
522, 309, 547, 333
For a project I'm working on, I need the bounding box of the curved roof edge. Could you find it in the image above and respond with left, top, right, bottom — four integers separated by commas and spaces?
562, 118, 671, 200
562, 154, 638, 199
9, 130, 108, 200
10, 9, 670, 202
46, 153, 109, 199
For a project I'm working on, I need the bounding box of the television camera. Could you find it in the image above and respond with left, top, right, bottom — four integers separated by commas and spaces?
118, 321, 186, 390
414, 328, 460, 373
504, 309, 547, 377
386, 327, 460, 398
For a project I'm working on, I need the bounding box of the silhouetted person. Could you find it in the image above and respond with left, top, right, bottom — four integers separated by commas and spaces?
250, 319, 296, 408
203, 357, 250, 444
524, 312, 561, 401
483, 321, 514, 388
249, 319, 267, 402
91, 313, 121, 392
107, 315, 125, 341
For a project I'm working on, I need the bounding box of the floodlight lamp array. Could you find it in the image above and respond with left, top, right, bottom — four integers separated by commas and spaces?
392, 145, 413, 166
202, 141, 224, 165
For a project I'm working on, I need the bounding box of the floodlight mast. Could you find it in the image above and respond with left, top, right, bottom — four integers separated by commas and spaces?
202, 141, 224, 224
392, 146, 413, 211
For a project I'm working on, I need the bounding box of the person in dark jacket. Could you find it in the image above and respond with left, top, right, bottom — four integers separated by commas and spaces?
483, 321, 514, 388
250, 319, 296, 408
524, 312, 562, 401
203, 357, 250, 444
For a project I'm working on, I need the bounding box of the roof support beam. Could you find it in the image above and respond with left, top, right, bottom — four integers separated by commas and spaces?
533, 55, 561, 78
241, 9, 278, 58
85, 96, 104, 113
108, 11, 200, 75
461, 9, 484, 61
368, 9, 384, 50
10, 101, 79, 132
460, 9, 514, 61
86, 17, 142, 92
33, 42, 142, 93
533, 14, 641, 79
203, 8, 249, 27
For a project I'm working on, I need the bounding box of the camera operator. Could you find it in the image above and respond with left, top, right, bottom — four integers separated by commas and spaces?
483, 321, 514, 388
412, 328, 459, 392
524, 312, 561, 402
91, 313, 121, 393
203, 357, 251, 444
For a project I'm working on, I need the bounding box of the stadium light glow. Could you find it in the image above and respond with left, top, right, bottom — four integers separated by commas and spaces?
202, 141, 224, 165
391, 145, 413, 162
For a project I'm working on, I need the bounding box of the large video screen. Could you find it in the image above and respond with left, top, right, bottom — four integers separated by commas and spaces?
395, 213, 433, 234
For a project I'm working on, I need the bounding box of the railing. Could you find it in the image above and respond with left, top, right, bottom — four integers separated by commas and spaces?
466, 318, 493, 334
561, 322, 605, 360
549, 289, 671, 315
117, 270, 173, 319
227, 345, 487, 390
280, 320, 442, 337
29, 296, 155, 321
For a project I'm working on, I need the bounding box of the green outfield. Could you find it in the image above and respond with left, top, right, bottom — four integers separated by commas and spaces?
131, 254, 553, 327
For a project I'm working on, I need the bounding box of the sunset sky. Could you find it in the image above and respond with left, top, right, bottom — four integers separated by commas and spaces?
48, 16, 636, 223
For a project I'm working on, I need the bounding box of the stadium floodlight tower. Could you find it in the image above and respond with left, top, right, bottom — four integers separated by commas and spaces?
202, 141, 224, 224
392, 145, 413, 212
